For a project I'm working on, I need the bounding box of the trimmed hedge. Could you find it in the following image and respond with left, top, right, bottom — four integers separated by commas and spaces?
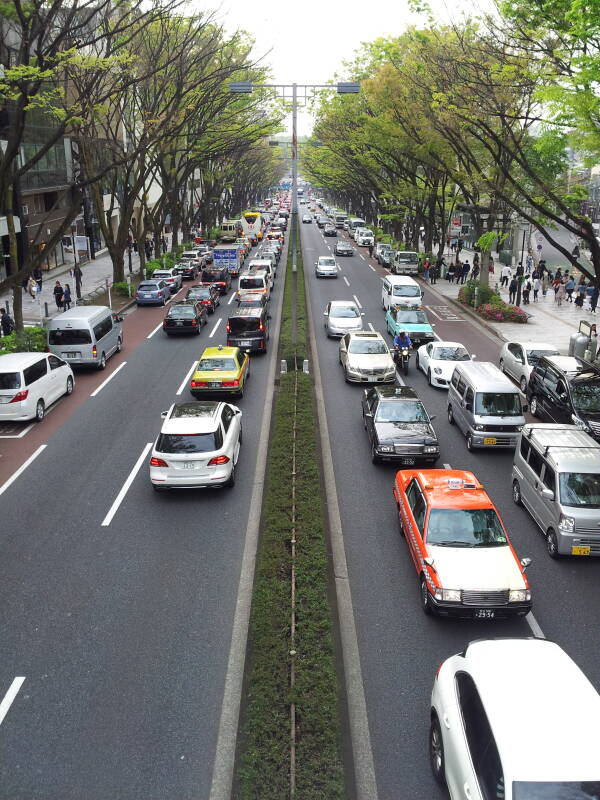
0, 326, 47, 354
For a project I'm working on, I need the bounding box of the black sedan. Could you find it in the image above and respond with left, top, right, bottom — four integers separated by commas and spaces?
185, 283, 220, 313
201, 267, 232, 295
324, 224, 337, 237
361, 385, 439, 465
335, 240, 354, 256
163, 300, 208, 335
174, 261, 198, 280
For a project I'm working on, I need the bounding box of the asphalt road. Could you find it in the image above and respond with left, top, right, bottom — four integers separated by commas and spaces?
0, 240, 286, 799
301, 218, 600, 800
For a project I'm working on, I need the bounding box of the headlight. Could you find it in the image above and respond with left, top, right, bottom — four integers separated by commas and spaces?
509, 589, 531, 603
378, 444, 394, 453
434, 588, 461, 602
433, 367, 442, 375
572, 415, 591, 432
558, 515, 575, 533
515, 425, 523, 431
423, 445, 439, 454
474, 424, 484, 431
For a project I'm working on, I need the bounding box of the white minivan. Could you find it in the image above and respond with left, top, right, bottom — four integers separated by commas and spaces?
0, 352, 74, 422
381, 275, 423, 311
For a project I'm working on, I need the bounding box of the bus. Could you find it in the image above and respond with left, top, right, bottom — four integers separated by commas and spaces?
240, 211, 263, 245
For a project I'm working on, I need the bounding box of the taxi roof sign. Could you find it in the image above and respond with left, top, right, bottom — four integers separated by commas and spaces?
447, 477, 464, 490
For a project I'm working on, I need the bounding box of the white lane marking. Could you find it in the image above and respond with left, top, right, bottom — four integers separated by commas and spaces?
395, 369, 405, 386
0, 677, 26, 727
101, 443, 153, 527
526, 611, 546, 638
343, 276, 350, 287
228, 292, 236, 305
0, 445, 46, 498
443, 463, 452, 470
369, 265, 376, 272
146, 322, 163, 339
368, 323, 375, 331
425, 305, 443, 321
177, 362, 197, 396
353, 294, 362, 309
359, 254, 365, 261
90, 362, 128, 398
0, 423, 34, 440
209, 318, 222, 338
337, 264, 341, 272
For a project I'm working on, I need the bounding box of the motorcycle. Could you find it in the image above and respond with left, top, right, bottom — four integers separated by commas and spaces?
393, 346, 411, 376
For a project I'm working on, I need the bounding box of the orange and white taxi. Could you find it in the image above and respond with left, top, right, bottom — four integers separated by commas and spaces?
393, 469, 532, 618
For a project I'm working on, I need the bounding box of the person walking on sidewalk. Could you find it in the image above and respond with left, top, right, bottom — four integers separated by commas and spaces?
73, 265, 83, 300
509, 277, 518, 305
447, 262, 456, 283
33, 267, 43, 293
500, 264, 512, 288
422, 257, 430, 282
522, 276, 532, 304
0, 308, 15, 337
53, 280, 64, 310
430, 262, 438, 284
591, 285, 599, 313
533, 275, 541, 302
556, 279, 566, 307
565, 276, 575, 302
516, 262, 524, 278
541, 272, 549, 297
27, 275, 37, 300
63, 284, 72, 311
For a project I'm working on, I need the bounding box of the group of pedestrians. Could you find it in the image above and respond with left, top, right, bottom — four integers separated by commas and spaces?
52, 281, 73, 311
501, 258, 600, 312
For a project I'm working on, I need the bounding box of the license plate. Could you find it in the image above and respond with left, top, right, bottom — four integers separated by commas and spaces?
64, 352, 79, 358
176, 321, 183, 326
240, 340, 251, 346
208, 381, 220, 387
400, 457, 415, 465
475, 609, 495, 619
483, 437, 497, 445
572, 545, 591, 556
181, 462, 196, 470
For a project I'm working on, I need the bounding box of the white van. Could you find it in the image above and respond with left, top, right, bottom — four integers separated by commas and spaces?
381, 275, 423, 311
47, 306, 124, 370
247, 259, 274, 287
355, 228, 375, 247
0, 352, 74, 422
347, 218, 366, 239
237, 270, 271, 300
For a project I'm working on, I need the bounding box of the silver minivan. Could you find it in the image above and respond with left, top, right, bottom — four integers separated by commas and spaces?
512, 423, 600, 558
448, 361, 527, 450
47, 305, 124, 369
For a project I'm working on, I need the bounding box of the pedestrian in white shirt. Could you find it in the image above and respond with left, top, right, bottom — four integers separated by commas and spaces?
533, 276, 541, 302
500, 264, 512, 289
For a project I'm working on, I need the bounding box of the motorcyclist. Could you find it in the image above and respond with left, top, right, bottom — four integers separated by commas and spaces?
393, 330, 413, 351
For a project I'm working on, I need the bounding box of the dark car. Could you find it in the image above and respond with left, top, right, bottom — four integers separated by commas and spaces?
324, 223, 337, 237
201, 267, 232, 295
163, 301, 207, 335
527, 355, 600, 440
316, 216, 327, 228
361, 385, 440, 464
185, 283, 220, 313
226, 306, 270, 352
335, 240, 354, 256
174, 261, 199, 281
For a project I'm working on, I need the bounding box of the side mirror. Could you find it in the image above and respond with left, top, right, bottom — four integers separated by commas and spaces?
160, 410, 168, 418
323, 311, 328, 316
465, 402, 473, 412
430, 415, 436, 421
364, 411, 373, 418
520, 557, 532, 570
361, 312, 365, 316
540, 487, 554, 501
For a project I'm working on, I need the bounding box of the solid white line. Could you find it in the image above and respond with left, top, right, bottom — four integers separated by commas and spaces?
359, 254, 365, 261
443, 463, 452, 470
227, 292, 236, 305
526, 611, 546, 638
209, 318, 222, 338
0, 423, 34, 440
177, 362, 197, 396
343, 276, 350, 287
0, 677, 25, 727
369, 265, 376, 272
90, 362, 127, 398
337, 264, 341, 272
0, 445, 46, 498
146, 322, 163, 339
101, 443, 153, 527
368, 323, 375, 331
353, 294, 362, 309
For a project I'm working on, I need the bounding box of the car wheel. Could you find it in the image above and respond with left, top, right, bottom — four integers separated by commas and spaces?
530, 395, 540, 417
224, 463, 236, 488
98, 352, 107, 370
152, 485, 166, 492
466, 433, 474, 451
447, 405, 454, 425
519, 375, 527, 393
429, 715, 446, 786
344, 367, 350, 383
420, 575, 432, 615
371, 441, 380, 464
116, 337, 122, 352
65, 376, 74, 396
397, 510, 405, 537
35, 399, 45, 422
427, 368, 432, 386
415, 352, 420, 368
546, 528, 560, 559
512, 480, 523, 506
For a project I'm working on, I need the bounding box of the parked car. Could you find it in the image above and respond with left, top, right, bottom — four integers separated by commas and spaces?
375, 243, 392, 264
47, 306, 123, 369
163, 300, 207, 335
135, 279, 171, 306
499, 340, 560, 392
152, 267, 183, 294
0, 352, 74, 422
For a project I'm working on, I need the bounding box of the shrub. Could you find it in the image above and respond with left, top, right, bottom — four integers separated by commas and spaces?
0, 326, 47, 354
145, 259, 162, 277
477, 301, 528, 323
112, 281, 136, 297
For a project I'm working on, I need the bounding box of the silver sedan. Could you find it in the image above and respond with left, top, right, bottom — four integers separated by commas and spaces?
324, 300, 364, 337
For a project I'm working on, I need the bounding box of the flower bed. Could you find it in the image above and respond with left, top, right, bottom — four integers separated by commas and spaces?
458, 281, 528, 323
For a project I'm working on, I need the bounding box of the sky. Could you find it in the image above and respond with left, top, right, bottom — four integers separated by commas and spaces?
211, 0, 485, 135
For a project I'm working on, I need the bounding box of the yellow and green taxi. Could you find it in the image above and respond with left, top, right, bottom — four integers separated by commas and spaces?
190, 345, 250, 398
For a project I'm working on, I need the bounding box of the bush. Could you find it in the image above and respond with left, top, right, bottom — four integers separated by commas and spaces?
112, 281, 136, 297
458, 280, 528, 323
145, 259, 162, 277
0, 326, 47, 354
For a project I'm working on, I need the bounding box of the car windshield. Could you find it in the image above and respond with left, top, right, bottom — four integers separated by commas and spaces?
348, 339, 388, 355
0, 372, 21, 390
156, 431, 222, 454
393, 286, 420, 297
526, 348, 559, 365
396, 311, 427, 324
475, 392, 522, 416
187, 289, 211, 299
169, 306, 196, 318
426, 508, 508, 547
559, 472, 600, 508
571, 380, 600, 412
331, 306, 359, 318
240, 278, 265, 289
198, 358, 237, 371
319, 258, 336, 266
375, 400, 429, 423
397, 253, 417, 261
512, 782, 600, 799
238, 299, 263, 308
432, 347, 470, 361
48, 328, 92, 345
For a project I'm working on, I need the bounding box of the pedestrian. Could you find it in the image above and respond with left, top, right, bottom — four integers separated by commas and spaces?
509, 277, 518, 305
0, 308, 15, 337
555, 267, 563, 282
516, 262, 524, 278
33, 266, 43, 293
522, 276, 532, 305
473, 252, 480, 268
533, 275, 541, 302
488, 255, 494, 275
430, 262, 438, 284
575, 282, 586, 308
368, 243, 374, 259
565, 276, 575, 302
541, 273, 549, 297
459, 260, 470, 285
27, 275, 37, 300
591, 285, 599, 314
63, 283, 72, 311
161, 236, 167, 255
500, 264, 512, 289
53, 280, 64, 310
447, 262, 456, 283
526, 254, 533, 271
556, 280, 566, 307
422, 257, 430, 282
133, 239, 138, 253
450, 241, 456, 253
73, 265, 83, 300
472, 264, 480, 281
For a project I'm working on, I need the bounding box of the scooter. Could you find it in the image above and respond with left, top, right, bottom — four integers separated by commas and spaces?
393, 346, 410, 376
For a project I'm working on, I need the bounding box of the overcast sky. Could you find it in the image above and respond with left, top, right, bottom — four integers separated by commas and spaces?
212, 0, 487, 135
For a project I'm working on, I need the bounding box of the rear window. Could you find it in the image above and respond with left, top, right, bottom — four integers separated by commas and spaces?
229, 317, 261, 334
240, 277, 265, 289
139, 282, 158, 290
49, 328, 93, 345
156, 430, 223, 453
397, 252, 418, 262
169, 306, 196, 318
0, 372, 21, 390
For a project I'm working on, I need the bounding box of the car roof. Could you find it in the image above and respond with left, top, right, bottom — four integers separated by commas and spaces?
0, 352, 50, 370
542, 355, 586, 375
461, 638, 600, 780
399, 469, 492, 510
200, 346, 240, 359
453, 361, 517, 391
348, 331, 385, 341
161, 401, 221, 434
385, 275, 418, 285
373, 385, 419, 400
330, 300, 358, 308
229, 307, 263, 318
506, 340, 558, 350
429, 341, 466, 350
522, 424, 600, 470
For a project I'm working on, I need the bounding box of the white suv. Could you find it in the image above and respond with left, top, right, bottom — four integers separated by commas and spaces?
150, 401, 242, 490
152, 267, 182, 294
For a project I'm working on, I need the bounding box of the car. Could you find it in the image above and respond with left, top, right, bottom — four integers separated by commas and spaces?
393, 468, 532, 617
323, 223, 337, 237
355, 228, 375, 247
201, 267, 232, 295
416, 341, 472, 388
335, 240, 354, 256
152, 267, 183, 294
174, 261, 198, 281
385, 305, 436, 346
185, 283, 220, 313
190, 345, 250, 398
135, 279, 171, 306
180, 250, 204, 266
302, 214, 312, 223
324, 300, 364, 337
375, 242, 392, 263
316, 216, 327, 228
162, 300, 207, 335
362, 385, 439, 464
339, 331, 396, 384
149, 401, 242, 490
380, 249, 395, 269
0, 352, 74, 422
196, 244, 212, 264
226, 305, 270, 352
430, 638, 600, 797
315, 256, 338, 278
499, 340, 560, 393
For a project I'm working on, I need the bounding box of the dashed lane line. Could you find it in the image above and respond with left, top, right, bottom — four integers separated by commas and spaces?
0, 677, 26, 728
0, 445, 46, 498
353, 294, 363, 309
90, 362, 128, 398
228, 292, 236, 305
343, 276, 350, 287
147, 322, 163, 339
209, 318, 222, 338
177, 362, 197, 396
101, 443, 153, 527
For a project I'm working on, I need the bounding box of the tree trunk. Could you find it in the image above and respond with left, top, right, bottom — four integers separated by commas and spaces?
12, 286, 23, 331
108, 245, 125, 283
6, 201, 23, 330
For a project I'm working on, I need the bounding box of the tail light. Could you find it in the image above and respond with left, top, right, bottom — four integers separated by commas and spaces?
190, 380, 207, 388
191, 320, 198, 326
92, 345, 97, 358
221, 379, 239, 387
149, 457, 168, 467
259, 322, 264, 331
226, 324, 230, 333
10, 389, 28, 403
208, 455, 230, 466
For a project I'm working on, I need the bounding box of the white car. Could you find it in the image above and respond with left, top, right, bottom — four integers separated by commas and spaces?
430, 638, 600, 798
355, 228, 375, 247
416, 341, 472, 388
0, 352, 75, 422
302, 214, 312, 223
323, 300, 364, 337
152, 267, 183, 294
339, 331, 395, 383
150, 401, 242, 490
315, 256, 338, 278
499, 340, 560, 393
